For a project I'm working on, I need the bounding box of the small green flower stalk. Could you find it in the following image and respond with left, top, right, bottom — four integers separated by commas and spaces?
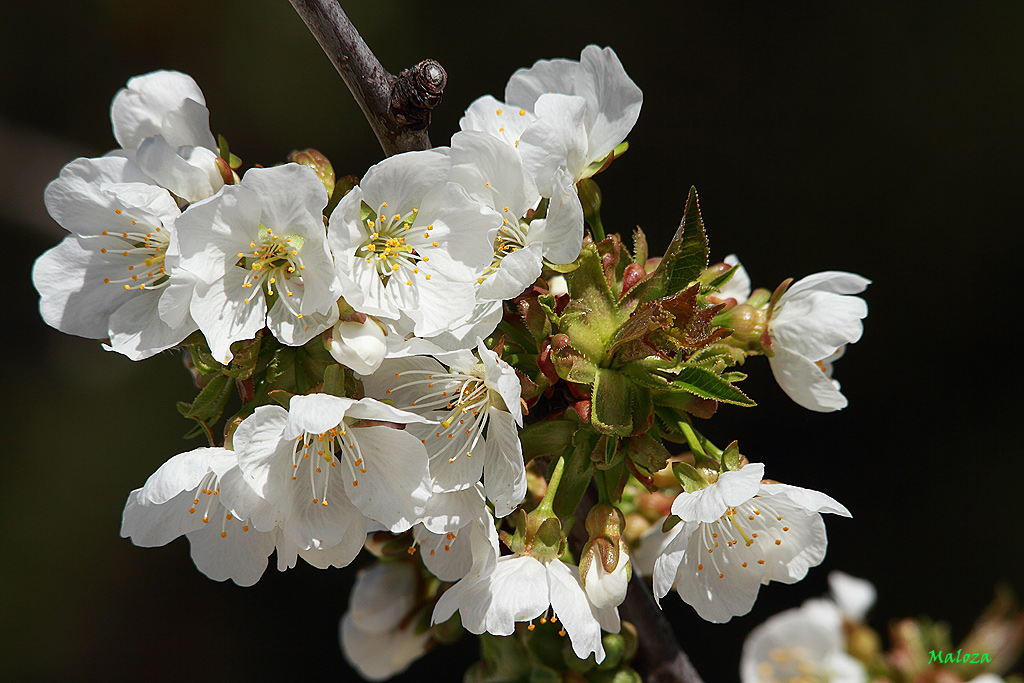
32, 33, 880, 683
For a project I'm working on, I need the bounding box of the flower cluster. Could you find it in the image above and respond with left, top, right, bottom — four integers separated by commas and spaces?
33, 46, 872, 681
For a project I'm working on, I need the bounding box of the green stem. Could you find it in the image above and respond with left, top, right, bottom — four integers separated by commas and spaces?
536, 455, 566, 515
679, 420, 708, 462
594, 469, 610, 504
587, 211, 606, 242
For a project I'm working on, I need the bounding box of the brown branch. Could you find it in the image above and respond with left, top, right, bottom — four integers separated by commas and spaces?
569, 488, 705, 683
287, 0, 446, 156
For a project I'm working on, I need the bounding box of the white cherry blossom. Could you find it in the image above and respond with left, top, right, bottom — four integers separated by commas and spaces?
328, 149, 500, 337
176, 163, 341, 363
120, 447, 286, 586
232, 394, 433, 564
361, 340, 526, 517
111, 70, 225, 204
33, 155, 198, 360
432, 518, 619, 663
327, 316, 388, 375
768, 271, 870, 412
653, 463, 850, 623
449, 130, 583, 300
740, 598, 867, 683
340, 562, 431, 681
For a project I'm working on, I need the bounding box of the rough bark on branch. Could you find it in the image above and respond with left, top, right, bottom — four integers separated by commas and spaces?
288, 0, 446, 156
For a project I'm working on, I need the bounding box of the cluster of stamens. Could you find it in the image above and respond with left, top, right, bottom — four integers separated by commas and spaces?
386, 369, 490, 465
526, 609, 566, 637
755, 646, 819, 683
356, 202, 433, 287
292, 424, 365, 506
185, 471, 251, 539
478, 208, 528, 284
236, 225, 305, 311
694, 500, 790, 579
95, 208, 170, 291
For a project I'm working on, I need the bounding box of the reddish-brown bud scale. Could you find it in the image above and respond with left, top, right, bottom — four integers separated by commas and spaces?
572, 399, 592, 423
537, 339, 560, 385
620, 263, 646, 297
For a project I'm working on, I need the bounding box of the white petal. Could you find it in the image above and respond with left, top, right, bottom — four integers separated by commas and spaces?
528, 166, 585, 265
785, 271, 871, 298
349, 562, 418, 632
505, 58, 579, 111
574, 45, 643, 163
547, 561, 609, 662
233, 405, 294, 503
344, 426, 432, 531
772, 290, 867, 361
828, 571, 876, 622
360, 149, 451, 214
340, 613, 430, 681
185, 515, 277, 586
329, 319, 388, 375
189, 269, 267, 364
482, 408, 527, 517
768, 346, 849, 412
111, 70, 215, 152
106, 287, 196, 360
135, 135, 218, 203
519, 94, 590, 191
479, 242, 544, 301
716, 254, 752, 302
670, 463, 764, 523
460, 95, 536, 150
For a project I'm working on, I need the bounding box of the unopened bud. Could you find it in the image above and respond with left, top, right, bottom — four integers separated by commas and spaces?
327, 317, 387, 375
580, 505, 631, 609
288, 148, 335, 199
717, 304, 767, 347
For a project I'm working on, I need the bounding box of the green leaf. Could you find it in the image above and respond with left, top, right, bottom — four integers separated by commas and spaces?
627, 434, 670, 472
562, 245, 622, 360
177, 373, 233, 422
645, 187, 710, 300
668, 366, 756, 407
520, 420, 578, 462
703, 263, 739, 293
723, 440, 743, 471
553, 436, 595, 521
591, 368, 634, 436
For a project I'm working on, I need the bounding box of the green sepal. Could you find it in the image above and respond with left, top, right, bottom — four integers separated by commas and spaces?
579, 140, 629, 180
662, 515, 681, 533
552, 436, 595, 519
644, 187, 709, 301
552, 342, 598, 385
722, 440, 742, 471
543, 259, 581, 274
520, 420, 578, 463
590, 434, 622, 470
702, 263, 739, 293
592, 368, 634, 436
672, 461, 708, 493
267, 389, 295, 409
224, 333, 263, 379
626, 433, 670, 472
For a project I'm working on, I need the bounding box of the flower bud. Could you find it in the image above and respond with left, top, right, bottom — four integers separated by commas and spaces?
326, 317, 387, 375
580, 504, 632, 610
620, 263, 646, 297
287, 148, 335, 199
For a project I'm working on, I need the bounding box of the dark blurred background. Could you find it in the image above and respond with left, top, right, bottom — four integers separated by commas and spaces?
2, 1, 1020, 680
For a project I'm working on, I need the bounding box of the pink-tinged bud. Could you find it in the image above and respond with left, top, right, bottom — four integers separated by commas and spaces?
551, 333, 572, 353
571, 399, 592, 423
621, 263, 646, 297
601, 251, 616, 274
287, 148, 335, 199
214, 156, 235, 187
537, 339, 560, 385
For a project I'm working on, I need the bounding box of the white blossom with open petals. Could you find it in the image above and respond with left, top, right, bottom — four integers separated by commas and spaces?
449, 131, 584, 301
232, 395, 433, 565
432, 517, 619, 663
653, 463, 851, 623
362, 340, 526, 517
328, 150, 500, 338
176, 163, 340, 363
111, 70, 225, 204
33, 155, 199, 360
768, 271, 870, 412
340, 562, 431, 681
740, 598, 867, 683
120, 447, 289, 586
463, 46, 642, 198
